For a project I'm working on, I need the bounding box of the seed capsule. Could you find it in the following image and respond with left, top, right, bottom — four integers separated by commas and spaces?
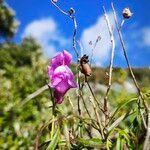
68, 7, 75, 15
122, 8, 133, 19
79, 54, 92, 76
80, 63, 92, 76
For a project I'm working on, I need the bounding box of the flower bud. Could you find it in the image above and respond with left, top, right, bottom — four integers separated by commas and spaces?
122, 8, 133, 19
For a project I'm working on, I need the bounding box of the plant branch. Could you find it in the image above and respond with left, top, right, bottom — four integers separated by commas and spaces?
111, 2, 148, 113
90, 36, 101, 65
102, 6, 115, 123
85, 76, 104, 112
79, 90, 92, 118
77, 73, 82, 116
89, 96, 105, 139
51, 0, 79, 58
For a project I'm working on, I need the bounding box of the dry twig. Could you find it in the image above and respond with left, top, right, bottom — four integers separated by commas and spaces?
102, 6, 115, 123
51, 0, 79, 58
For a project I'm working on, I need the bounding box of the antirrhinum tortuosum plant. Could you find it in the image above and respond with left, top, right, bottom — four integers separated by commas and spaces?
18, 1, 149, 149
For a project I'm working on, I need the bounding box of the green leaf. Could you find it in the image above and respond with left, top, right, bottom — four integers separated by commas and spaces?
106, 138, 112, 150
107, 113, 126, 132
46, 128, 60, 150
116, 136, 121, 150
109, 98, 138, 124
119, 130, 134, 149
77, 138, 104, 148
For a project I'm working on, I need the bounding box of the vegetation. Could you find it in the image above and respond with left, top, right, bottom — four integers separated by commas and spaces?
0, 1, 150, 150
0, 0, 19, 41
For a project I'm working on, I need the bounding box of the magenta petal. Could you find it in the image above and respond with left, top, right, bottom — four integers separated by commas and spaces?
51, 76, 62, 87
68, 79, 77, 88
53, 65, 70, 74
54, 90, 64, 104
63, 50, 72, 66
52, 66, 76, 92
48, 50, 72, 79
55, 79, 70, 93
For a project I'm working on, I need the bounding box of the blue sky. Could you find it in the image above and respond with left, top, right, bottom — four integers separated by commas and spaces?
6, 0, 150, 67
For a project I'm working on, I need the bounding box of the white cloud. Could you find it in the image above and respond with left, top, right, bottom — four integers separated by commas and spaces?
142, 27, 150, 47
22, 17, 70, 57
80, 12, 115, 66
128, 26, 150, 50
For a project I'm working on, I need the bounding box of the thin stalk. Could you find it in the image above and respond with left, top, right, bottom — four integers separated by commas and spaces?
102, 6, 115, 124
50, 115, 55, 139
79, 90, 92, 118
111, 2, 148, 113
85, 76, 106, 115
90, 36, 101, 65
51, 0, 79, 58
143, 105, 150, 150
51, 0, 82, 116
120, 19, 125, 29
137, 97, 147, 129
77, 72, 82, 116
47, 84, 56, 115
89, 96, 105, 139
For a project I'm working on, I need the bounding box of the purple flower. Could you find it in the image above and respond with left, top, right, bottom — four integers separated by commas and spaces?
48, 50, 77, 104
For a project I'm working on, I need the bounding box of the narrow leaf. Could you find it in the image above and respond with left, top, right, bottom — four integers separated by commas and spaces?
46, 128, 60, 150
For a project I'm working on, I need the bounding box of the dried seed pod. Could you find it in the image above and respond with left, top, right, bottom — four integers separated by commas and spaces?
68, 7, 75, 15
80, 63, 92, 76
122, 8, 133, 19
52, 0, 58, 3
79, 55, 92, 76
